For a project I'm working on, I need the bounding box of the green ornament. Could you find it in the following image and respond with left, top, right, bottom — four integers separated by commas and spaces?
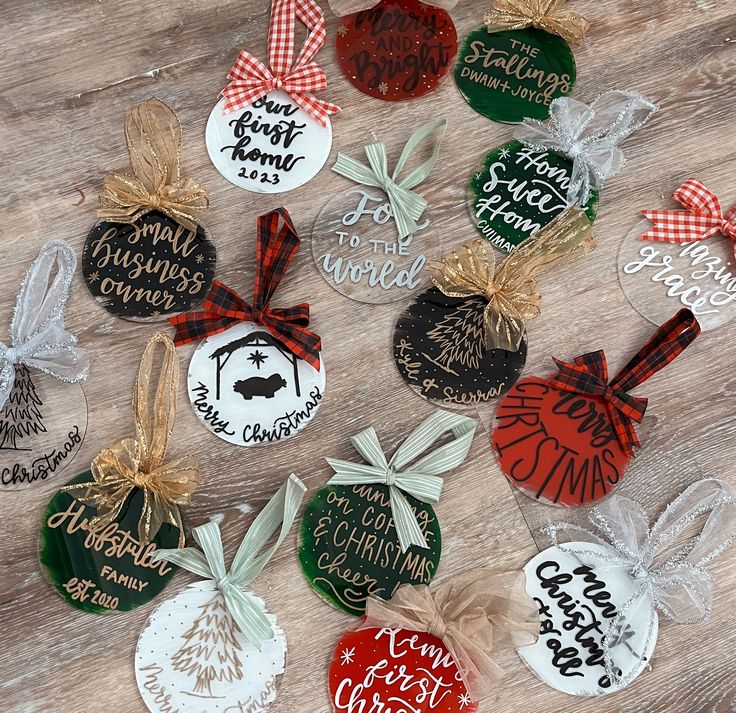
467, 140, 599, 252
454, 27, 576, 124
38, 471, 180, 614
298, 484, 442, 616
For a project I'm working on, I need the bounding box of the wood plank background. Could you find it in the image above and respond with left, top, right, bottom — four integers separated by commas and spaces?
1, 1, 735, 711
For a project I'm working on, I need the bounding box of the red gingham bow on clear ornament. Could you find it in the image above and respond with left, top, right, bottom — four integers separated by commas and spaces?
641, 178, 736, 248
221, 0, 340, 126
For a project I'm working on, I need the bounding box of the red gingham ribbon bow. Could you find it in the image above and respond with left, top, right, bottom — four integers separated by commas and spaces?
641, 178, 736, 248
169, 208, 322, 371
549, 309, 700, 455
221, 0, 340, 126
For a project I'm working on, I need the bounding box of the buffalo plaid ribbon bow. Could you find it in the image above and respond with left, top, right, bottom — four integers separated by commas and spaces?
169, 208, 322, 371
221, 0, 340, 126
549, 309, 700, 455
642, 179, 736, 248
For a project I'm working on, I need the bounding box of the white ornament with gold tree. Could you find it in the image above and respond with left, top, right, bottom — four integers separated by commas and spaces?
135, 474, 306, 712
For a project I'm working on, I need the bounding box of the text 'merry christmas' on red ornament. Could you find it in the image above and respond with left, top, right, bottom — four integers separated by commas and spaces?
0, 241, 89, 491
312, 118, 446, 303
206, 0, 339, 193
299, 410, 476, 615
393, 207, 595, 407
38, 333, 200, 614
136, 474, 307, 713
619, 178, 736, 331
467, 90, 657, 253
329, 573, 539, 712
518, 479, 736, 695
492, 309, 701, 506
454, 0, 589, 124
335, 0, 458, 101
84, 99, 216, 321
170, 208, 325, 447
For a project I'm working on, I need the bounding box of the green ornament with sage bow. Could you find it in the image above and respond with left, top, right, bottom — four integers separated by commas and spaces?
298, 409, 476, 616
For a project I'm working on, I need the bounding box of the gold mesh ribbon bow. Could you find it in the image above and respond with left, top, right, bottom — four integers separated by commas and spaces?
484, 0, 590, 45
98, 98, 209, 232
430, 206, 595, 352
362, 572, 539, 699
62, 333, 199, 547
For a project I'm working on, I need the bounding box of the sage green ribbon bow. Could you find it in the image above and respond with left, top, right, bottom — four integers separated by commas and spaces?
153, 473, 306, 649
331, 118, 446, 240
326, 410, 476, 553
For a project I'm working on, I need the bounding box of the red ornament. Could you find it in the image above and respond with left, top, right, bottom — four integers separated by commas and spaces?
492, 377, 631, 506
336, 0, 458, 101
329, 626, 477, 712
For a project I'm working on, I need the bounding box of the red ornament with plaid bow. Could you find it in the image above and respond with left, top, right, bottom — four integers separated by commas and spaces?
492, 310, 700, 506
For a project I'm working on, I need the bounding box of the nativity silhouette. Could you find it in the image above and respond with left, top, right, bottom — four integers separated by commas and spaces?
209, 330, 301, 400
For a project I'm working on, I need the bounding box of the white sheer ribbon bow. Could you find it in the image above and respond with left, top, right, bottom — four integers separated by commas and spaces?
545, 478, 736, 689
0, 241, 89, 409
514, 90, 658, 206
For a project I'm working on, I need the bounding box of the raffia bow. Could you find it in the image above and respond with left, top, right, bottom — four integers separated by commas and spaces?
332, 118, 446, 240
63, 333, 199, 547
484, 0, 589, 45
327, 410, 476, 552
0, 241, 88, 409
362, 572, 539, 699
514, 90, 658, 205
430, 206, 595, 353
98, 98, 208, 232
155, 474, 306, 649
544, 478, 736, 690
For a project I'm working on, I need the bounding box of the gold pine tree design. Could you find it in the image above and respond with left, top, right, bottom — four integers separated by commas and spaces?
425, 301, 485, 374
171, 594, 244, 696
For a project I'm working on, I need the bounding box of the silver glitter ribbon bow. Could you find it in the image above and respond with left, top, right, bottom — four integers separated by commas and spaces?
0, 241, 89, 409
544, 478, 736, 690
514, 90, 658, 206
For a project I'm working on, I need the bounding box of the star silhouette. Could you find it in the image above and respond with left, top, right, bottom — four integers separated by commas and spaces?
499, 147, 511, 159
378, 82, 389, 95
337, 24, 348, 37
89, 271, 100, 283
458, 692, 472, 708
247, 350, 268, 369
196, 254, 204, 264
340, 647, 355, 665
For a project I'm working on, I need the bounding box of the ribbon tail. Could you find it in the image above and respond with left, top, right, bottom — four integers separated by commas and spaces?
153, 546, 214, 579
0, 361, 16, 410
224, 587, 275, 651
289, 92, 340, 128
640, 211, 719, 244
389, 485, 428, 552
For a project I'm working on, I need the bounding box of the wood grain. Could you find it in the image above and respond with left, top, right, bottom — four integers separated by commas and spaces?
0, 1, 735, 711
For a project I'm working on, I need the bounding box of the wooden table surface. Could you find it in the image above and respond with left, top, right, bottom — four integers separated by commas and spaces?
1, 1, 735, 711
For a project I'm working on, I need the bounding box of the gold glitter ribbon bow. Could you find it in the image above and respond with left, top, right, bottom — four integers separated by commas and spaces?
362, 571, 539, 699
98, 98, 209, 232
484, 0, 590, 45
62, 333, 199, 547
430, 206, 595, 352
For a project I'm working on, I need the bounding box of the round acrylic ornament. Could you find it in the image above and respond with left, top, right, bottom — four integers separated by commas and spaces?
311, 186, 438, 303
205, 93, 332, 193
83, 211, 216, 321
336, 0, 458, 101
454, 27, 575, 124
467, 140, 598, 253
186, 321, 325, 447
330, 626, 476, 712
518, 543, 657, 695
0, 368, 87, 491
393, 288, 527, 407
618, 217, 736, 332
298, 484, 441, 616
38, 471, 180, 614
136, 580, 286, 713
492, 377, 631, 507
